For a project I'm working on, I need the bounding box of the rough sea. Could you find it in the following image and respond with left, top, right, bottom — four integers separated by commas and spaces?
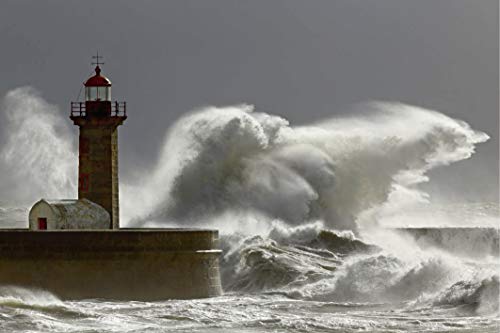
0, 88, 498, 332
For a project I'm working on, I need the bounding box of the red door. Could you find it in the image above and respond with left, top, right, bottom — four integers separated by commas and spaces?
38, 218, 47, 230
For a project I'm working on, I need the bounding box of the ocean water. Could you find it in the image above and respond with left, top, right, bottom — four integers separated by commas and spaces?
0, 223, 497, 333
0, 88, 498, 332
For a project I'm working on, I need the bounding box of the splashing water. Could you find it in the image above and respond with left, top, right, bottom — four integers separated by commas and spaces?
121, 102, 489, 231
0, 87, 76, 205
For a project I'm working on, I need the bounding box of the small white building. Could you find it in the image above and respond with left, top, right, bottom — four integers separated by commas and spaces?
29, 199, 110, 230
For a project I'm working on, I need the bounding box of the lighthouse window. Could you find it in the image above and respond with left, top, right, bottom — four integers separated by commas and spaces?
85, 87, 110, 101
97, 87, 111, 101
86, 87, 98, 101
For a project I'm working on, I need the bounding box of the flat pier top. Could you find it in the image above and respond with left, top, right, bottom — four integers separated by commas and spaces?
0, 228, 219, 232
0, 228, 220, 253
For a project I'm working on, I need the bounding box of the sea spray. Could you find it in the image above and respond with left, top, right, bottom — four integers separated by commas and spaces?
0, 286, 63, 308
0, 87, 76, 205
121, 102, 489, 232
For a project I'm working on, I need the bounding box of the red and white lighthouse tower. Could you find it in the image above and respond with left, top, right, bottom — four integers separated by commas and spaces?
70, 56, 126, 229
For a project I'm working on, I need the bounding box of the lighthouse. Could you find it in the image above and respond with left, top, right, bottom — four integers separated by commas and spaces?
70, 56, 127, 229
13, 57, 222, 300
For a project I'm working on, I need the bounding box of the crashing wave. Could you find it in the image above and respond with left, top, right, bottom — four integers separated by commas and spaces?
0, 286, 62, 309
432, 274, 499, 314
220, 223, 373, 292
121, 102, 488, 231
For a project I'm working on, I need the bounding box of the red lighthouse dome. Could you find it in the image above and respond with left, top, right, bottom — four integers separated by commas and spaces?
84, 66, 111, 101
84, 66, 112, 87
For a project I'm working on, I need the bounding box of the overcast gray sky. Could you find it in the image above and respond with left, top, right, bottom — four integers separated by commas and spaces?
0, 0, 498, 201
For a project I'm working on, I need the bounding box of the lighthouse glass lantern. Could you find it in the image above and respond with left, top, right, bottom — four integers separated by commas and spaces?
85, 66, 111, 101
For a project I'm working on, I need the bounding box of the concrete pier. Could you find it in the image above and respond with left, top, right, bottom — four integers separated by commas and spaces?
0, 229, 222, 300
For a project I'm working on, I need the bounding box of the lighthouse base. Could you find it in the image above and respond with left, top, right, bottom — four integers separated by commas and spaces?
0, 229, 222, 300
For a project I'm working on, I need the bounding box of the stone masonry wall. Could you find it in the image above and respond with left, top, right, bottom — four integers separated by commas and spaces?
0, 230, 222, 300
74, 116, 123, 228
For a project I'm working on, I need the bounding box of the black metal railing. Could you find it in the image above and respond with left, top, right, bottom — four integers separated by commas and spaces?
70, 101, 127, 117
70, 102, 86, 116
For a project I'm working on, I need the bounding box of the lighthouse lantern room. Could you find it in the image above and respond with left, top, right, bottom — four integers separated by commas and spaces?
70, 55, 127, 229
84, 65, 111, 101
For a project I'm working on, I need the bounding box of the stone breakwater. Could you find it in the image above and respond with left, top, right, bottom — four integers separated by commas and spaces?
0, 229, 222, 300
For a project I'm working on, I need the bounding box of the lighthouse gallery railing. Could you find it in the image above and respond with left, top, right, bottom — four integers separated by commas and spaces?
70, 102, 127, 117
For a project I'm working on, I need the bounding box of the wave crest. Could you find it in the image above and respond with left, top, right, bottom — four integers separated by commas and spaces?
123, 102, 488, 231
